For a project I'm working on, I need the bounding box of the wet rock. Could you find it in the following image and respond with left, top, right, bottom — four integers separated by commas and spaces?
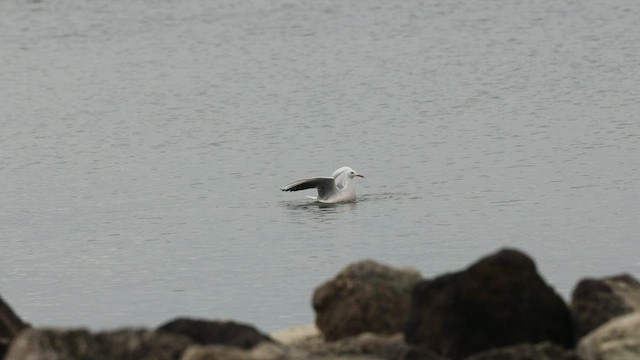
577, 311, 640, 360
571, 274, 640, 340
5, 327, 192, 360
312, 259, 422, 341
464, 342, 581, 360
0, 296, 30, 358
404, 248, 573, 360
157, 318, 272, 349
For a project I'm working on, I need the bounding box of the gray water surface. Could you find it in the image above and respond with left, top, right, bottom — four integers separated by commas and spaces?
1, 0, 639, 331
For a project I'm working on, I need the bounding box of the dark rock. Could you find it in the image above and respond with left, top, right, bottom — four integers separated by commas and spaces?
571, 274, 640, 340
157, 318, 272, 349
577, 312, 640, 360
465, 342, 581, 360
313, 259, 422, 341
5, 327, 192, 360
0, 296, 30, 358
402, 346, 448, 360
404, 248, 573, 360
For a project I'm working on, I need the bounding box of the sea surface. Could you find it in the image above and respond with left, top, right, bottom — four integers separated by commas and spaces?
1, 0, 639, 332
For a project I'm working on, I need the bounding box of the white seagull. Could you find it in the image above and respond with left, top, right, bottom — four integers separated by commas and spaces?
281, 167, 365, 203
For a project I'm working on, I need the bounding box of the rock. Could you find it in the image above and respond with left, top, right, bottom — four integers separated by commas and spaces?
464, 342, 581, 360
404, 248, 573, 360
182, 335, 407, 360
5, 327, 192, 360
272, 326, 415, 359
304, 332, 410, 360
402, 346, 448, 360
571, 274, 640, 340
0, 296, 30, 358
157, 318, 272, 349
270, 324, 323, 348
272, 325, 413, 359
577, 312, 640, 360
180, 342, 287, 360
181, 344, 249, 360
312, 259, 422, 341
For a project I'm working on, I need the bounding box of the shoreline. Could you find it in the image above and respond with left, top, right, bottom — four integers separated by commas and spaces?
3, 248, 640, 359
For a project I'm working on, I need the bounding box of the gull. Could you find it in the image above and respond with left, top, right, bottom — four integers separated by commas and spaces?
281, 167, 365, 203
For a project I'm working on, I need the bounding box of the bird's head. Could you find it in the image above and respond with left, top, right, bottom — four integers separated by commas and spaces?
347, 168, 365, 179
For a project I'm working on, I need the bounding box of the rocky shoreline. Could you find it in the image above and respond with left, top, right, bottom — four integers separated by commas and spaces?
2, 248, 640, 359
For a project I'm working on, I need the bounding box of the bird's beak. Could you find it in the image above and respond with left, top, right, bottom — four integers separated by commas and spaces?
356, 174, 365, 178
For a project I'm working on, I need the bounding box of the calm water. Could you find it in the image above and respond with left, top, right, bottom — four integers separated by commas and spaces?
1, 0, 639, 332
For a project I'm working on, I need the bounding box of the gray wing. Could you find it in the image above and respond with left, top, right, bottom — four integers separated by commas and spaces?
280, 177, 338, 200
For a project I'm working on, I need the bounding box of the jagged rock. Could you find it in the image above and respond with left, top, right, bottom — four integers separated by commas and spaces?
0, 296, 30, 358
577, 311, 640, 360
571, 274, 640, 340
312, 259, 422, 341
464, 342, 581, 360
5, 327, 192, 360
157, 318, 272, 349
404, 248, 573, 360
